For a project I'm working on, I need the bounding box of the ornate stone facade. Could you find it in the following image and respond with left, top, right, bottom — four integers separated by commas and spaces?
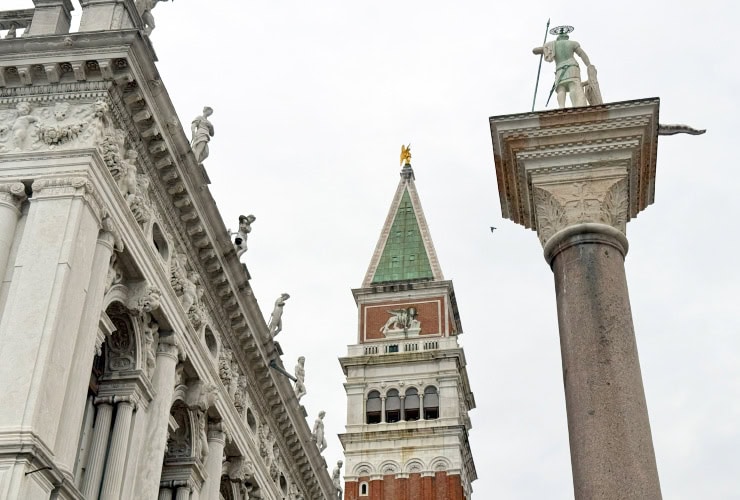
0, 2, 334, 499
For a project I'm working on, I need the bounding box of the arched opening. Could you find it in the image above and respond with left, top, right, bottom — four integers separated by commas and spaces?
246, 408, 257, 432
366, 391, 381, 424
279, 474, 287, 493
151, 222, 169, 262
385, 389, 401, 423
404, 388, 420, 421
424, 386, 439, 420
359, 482, 369, 496
204, 327, 218, 358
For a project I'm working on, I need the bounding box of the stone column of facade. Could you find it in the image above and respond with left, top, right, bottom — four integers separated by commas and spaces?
55, 219, 120, 474
99, 396, 137, 499
490, 99, 663, 499
158, 488, 174, 500
135, 333, 182, 499
80, 397, 114, 499
175, 484, 192, 500
0, 176, 103, 496
201, 423, 227, 500
380, 396, 386, 423
419, 393, 425, 420
0, 182, 26, 285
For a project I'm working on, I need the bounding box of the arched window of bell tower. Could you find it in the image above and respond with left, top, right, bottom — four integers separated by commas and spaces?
404, 387, 420, 421
385, 389, 401, 423
424, 386, 439, 420
366, 390, 381, 424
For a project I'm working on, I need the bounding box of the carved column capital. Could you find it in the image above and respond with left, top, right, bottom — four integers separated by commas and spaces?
0, 182, 27, 212
532, 176, 629, 247
156, 333, 182, 360
31, 176, 104, 221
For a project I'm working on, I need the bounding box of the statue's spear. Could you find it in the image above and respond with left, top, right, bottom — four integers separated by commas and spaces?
531, 18, 550, 112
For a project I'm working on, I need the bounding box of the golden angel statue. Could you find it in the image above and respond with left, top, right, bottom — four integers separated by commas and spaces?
400, 144, 412, 166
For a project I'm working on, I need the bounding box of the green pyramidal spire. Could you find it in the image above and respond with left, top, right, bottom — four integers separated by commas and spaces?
363, 164, 444, 286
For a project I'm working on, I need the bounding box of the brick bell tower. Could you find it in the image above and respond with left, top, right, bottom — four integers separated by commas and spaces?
339, 158, 477, 499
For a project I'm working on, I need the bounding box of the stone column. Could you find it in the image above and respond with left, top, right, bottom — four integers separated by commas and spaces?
0, 182, 26, 284
490, 99, 663, 499
201, 423, 226, 500
99, 396, 136, 499
399, 395, 406, 421
135, 333, 182, 499
80, 397, 113, 499
175, 484, 192, 500
55, 217, 121, 474
419, 394, 425, 420
0, 177, 102, 449
158, 488, 173, 500
380, 396, 386, 423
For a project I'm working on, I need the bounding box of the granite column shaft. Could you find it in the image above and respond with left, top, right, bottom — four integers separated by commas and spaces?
546, 224, 661, 500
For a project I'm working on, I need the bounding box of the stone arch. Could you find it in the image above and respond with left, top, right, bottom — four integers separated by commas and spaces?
429, 457, 452, 472
352, 462, 375, 477
404, 459, 425, 474
378, 460, 400, 475
101, 282, 128, 311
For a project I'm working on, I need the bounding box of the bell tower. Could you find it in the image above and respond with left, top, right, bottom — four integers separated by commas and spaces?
339, 160, 477, 499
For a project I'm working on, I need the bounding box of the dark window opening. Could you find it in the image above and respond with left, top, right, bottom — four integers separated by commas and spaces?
424, 386, 439, 420
386, 389, 400, 423
366, 390, 381, 424
405, 388, 420, 421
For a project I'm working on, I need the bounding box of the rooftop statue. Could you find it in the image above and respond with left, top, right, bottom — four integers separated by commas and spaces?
311, 411, 327, 453
533, 26, 602, 108
190, 106, 214, 164
135, 0, 171, 36
400, 143, 412, 166
268, 293, 290, 337
231, 214, 255, 258
294, 356, 306, 402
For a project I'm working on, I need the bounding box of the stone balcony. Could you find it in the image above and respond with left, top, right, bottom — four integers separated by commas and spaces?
348, 336, 459, 357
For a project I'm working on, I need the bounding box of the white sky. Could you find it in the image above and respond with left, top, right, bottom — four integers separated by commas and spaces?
6, 1, 739, 498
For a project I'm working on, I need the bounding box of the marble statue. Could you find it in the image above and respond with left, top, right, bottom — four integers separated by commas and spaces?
136, 0, 170, 36
190, 106, 214, 163
293, 356, 306, 402
231, 214, 256, 258
533, 26, 600, 108
12, 102, 38, 151
311, 411, 327, 453
268, 293, 290, 337
332, 460, 343, 499
117, 149, 139, 198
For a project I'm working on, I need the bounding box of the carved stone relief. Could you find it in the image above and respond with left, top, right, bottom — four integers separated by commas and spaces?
170, 252, 207, 328
166, 402, 193, 459
106, 304, 137, 372
0, 99, 112, 153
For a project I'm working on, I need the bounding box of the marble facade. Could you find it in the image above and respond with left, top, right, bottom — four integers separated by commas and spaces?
0, 2, 334, 499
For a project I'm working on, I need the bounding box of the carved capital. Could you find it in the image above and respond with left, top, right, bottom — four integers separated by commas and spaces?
0, 182, 27, 211
156, 333, 182, 359
532, 176, 629, 247
31, 176, 103, 220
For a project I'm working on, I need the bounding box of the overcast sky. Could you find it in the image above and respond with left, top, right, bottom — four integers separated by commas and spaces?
7, 1, 739, 498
